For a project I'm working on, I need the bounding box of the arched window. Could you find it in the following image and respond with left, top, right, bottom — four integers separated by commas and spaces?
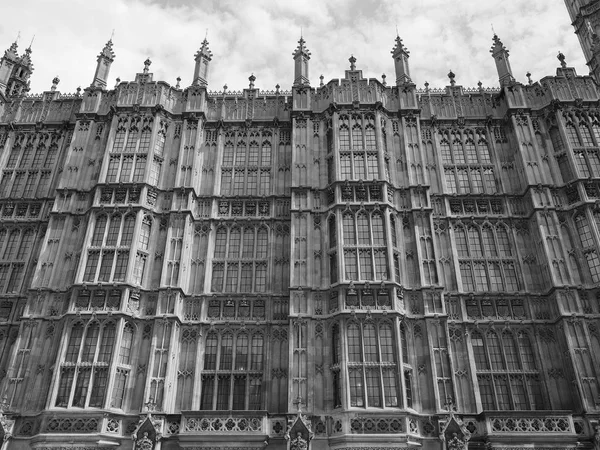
390, 216, 398, 247
250, 334, 263, 370
502, 331, 520, 370
371, 213, 385, 246
566, 123, 581, 146
580, 122, 594, 146
440, 139, 452, 164
215, 227, 227, 258
242, 228, 255, 258
256, 227, 268, 259
3, 230, 19, 259
517, 332, 536, 370
352, 125, 363, 149
329, 215, 337, 249
120, 215, 135, 246
220, 333, 233, 370
468, 227, 483, 257
482, 226, 497, 257
57, 320, 117, 409
228, 228, 241, 258
496, 225, 512, 256
487, 331, 505, 370
343, 213, 356, 245
106, 215, 121, 246
363, 324, 378, 362
339, 125, 350, 151
119, 323, 134, 365
576, 214, 594, 248
356, 213, 370, 245
348, 323, 362, 362
16, 229, 33, 259
472, 331, 488, 370
139, 217, 151, 251
365, 125, 376, 150
205, 333, 218, 370
455, 226, 469, 257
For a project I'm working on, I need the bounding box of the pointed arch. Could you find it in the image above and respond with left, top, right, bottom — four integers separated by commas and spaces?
471, 330, 488, 370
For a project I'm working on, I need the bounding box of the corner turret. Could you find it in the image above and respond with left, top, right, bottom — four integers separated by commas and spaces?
490, 34, 515, 86
193, 38, 212, 86
91, 39, 115, 88
0, 40, 33, 98
293, 36, 311, 86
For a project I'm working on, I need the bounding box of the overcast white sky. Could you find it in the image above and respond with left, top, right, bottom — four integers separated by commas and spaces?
0, 0, 588, 94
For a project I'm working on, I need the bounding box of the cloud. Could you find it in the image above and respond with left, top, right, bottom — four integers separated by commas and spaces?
0, 0, 587, 94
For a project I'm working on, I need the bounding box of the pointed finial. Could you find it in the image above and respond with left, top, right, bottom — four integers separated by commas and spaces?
396, 24, 399, 37
301, 25, 303, 39
448, 70, 456, 86
276, 83, 280, 93
249, 73, 256, 89
16, 31, 21, 44
526, 71, 532, 85
349, 55, 356, 71
319, 74, 324, 87
51, 76, 60, 91
478, 80, 483, 92
382, 73, 387, 86
110, 29, 115, 41
115, 77, 121, 88
557, 51, 567, 68
424, 81, 429, 91
143, 58, 152, 74
76, 86, 81, 96
27, 35, 35, 51
176, 76, 181, 89
491, 23, 495, 36
205, 28, 208, 40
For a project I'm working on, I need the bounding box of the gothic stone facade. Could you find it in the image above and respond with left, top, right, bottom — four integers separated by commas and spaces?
0, 3, 599, 450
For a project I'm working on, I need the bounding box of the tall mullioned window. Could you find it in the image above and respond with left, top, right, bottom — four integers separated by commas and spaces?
55, 320, 132, 409
340, 319, 399, 408
220, 129, 272, 196
440, 128, 496, 194
0, 131, 58, 198
472, 329, 544, 411
211, 225, 268, 293
454, 223, 519, 292
341, 210, 388, 281
338, 114, 379, 180
575, 213, 600, 282
83, 213, 135, 283
0, 227, 34, 294
564, 113, 600, 178
200, 329, 264, 410
106, 116, 153, 184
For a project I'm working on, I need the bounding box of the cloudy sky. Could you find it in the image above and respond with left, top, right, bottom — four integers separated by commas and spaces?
0, 0, 588, 94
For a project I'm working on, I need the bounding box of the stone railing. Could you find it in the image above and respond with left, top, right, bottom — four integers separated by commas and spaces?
181, 414, 265, 434
487, 415, 573, 434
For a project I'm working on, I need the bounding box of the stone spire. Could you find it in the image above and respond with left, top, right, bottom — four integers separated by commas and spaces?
490, 34, 515, 86
391, 35, 411, 85
91, 39, 115, 88
292, 36, 311, 86
193, 38, 213, 86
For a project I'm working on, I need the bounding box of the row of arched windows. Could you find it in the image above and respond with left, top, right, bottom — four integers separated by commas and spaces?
56, 320, 133, 409
332, 321, 399, 409
201, 330, 264, 410
338, 114, 379, 180
471, 330, 544, 411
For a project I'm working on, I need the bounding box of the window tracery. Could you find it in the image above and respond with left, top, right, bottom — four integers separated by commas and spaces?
440, 129, 496, 194
472, 329, 544, 411
211, 225, 268, 293
56, 320, 132, 409
0, 227, 34, 293
220, 130, 272, 196
338, 114, 379, 180
106, 116, 153, 184
0, 131, 57, 198
200, 328, 264, 410
83, 213, 136, 283
454, 222, 519, 292
575, 213, 600, 282
343, 319, 399, 408
341, 210, 388, 281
